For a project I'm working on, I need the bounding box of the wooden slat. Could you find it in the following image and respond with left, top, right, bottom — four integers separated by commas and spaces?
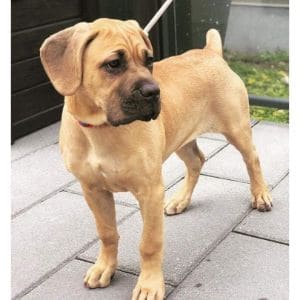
12, 105, 63, 142
12, 18, 81, 63
81, 0, 101, 21
12, 57, 48, 93
12, 83, 63, 123
11, 0, 82, 32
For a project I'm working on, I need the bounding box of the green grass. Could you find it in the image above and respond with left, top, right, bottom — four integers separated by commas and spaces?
224, 50, 289, 123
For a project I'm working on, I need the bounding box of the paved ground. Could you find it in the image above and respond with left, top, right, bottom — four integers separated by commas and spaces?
11, 120, 289, 300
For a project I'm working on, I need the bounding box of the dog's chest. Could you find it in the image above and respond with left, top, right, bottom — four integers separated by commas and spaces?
86, 153, 131, 192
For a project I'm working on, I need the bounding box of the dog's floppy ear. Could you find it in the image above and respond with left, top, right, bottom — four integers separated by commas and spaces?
40, 22, 97, 96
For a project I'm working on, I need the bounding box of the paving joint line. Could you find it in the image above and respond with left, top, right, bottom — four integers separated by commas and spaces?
116, 268, 139, 278
74, 258, 178, 292
116, 209, 140, 226
165, 176, 185, 191
165, 171, 250, 193
75, 257, 176, 295
75, 256, 177, 288
198, 136, 226, 142
64, 188, 140, 209
205, 143, 230, 160
13, 209, 139, 299
11, 179, 77, 219
200, 173, 250, 185
74, 256, 94, 264
12, 237, 99, 300
232, 230, 289, 246
228, 178, 282, 239
12, 141, 59, 163
200, 165, 287, 244
63, 188, 83, 196
165, 143, 233, 191
251, 119, 260, 127
166, 205, 253, 297
75, 256, 140, 277
204, 143, 230, 160
271, 171, 289, 189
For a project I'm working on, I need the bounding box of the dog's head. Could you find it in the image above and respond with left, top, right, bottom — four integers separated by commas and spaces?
40, 19, 160, 126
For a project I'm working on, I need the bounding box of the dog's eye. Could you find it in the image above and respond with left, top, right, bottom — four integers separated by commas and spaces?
146, 56, 154, 68
105, 59, 121, 72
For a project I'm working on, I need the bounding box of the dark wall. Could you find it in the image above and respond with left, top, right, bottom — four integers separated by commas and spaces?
11, 0, 86, 141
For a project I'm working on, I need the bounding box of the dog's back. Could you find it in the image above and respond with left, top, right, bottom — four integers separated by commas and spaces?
153, 29, 248, 156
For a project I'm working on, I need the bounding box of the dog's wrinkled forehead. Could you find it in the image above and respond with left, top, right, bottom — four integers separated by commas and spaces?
89, 19, 153, 62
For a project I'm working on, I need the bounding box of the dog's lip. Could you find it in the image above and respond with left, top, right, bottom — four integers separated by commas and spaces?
109, 97, 161, 127
108, 110, 160, 127
151, 100, 161, 120
108, 115, 137, 127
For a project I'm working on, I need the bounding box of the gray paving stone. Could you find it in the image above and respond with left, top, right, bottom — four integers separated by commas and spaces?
235, 175, 289, 244
66, 182, 83, 194
11, 144, 75, 216
23, 260, 136, 300
23, 260, 173, 300
11, 192, 136, 299
163, 138, 227, 187
197, 137, 228, 160
12, 122, 60, 161
202, 122, 289, 187
168, 233, 288, 300
80, 176, 251, 285
162, 153, 185, 187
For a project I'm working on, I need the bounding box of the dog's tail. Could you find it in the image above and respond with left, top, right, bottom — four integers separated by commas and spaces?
205, 29, 223, 57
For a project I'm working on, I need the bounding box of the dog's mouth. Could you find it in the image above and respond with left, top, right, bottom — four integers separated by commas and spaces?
108, 92, 161, 127
109, 107, 160, 126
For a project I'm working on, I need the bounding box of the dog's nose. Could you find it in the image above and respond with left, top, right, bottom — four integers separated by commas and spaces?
139, 83, 160, 98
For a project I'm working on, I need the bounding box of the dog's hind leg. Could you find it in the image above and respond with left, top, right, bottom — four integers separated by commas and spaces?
80, 184, 119, 288
223, 124, 272, 212
164, 140, 205, 215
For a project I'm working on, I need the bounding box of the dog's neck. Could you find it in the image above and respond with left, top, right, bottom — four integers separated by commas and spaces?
65, 93, 107, 127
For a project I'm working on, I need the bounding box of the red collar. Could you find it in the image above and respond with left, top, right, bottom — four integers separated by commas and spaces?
78, 120, 97, 128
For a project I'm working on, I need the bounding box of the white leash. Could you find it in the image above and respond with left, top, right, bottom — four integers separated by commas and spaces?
143, 0, 174, 34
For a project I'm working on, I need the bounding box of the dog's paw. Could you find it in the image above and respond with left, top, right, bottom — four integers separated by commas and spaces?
132, 272, 165, 300
164, 196, 190, 215
84, 262, 116, 289
251, 190, 273, 212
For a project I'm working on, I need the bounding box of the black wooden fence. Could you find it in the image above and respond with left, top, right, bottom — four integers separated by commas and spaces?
12, 0, 84, 141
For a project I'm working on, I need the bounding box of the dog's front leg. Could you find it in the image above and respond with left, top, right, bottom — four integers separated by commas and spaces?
132, 181, 165, 300
80, 183, 119, 288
